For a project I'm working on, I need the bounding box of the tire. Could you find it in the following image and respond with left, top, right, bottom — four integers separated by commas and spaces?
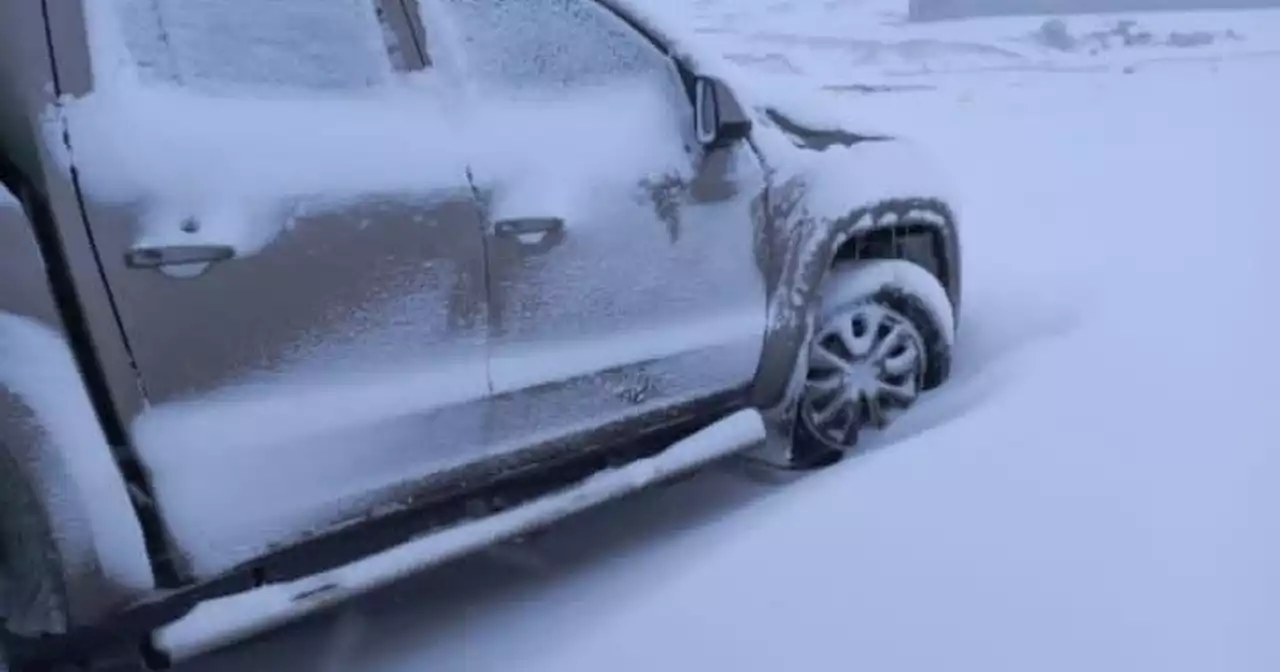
0, 445, 68, 637
792, 259, 954, 466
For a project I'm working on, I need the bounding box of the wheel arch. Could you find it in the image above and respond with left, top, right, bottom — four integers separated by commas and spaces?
751, 196, 961, 416
830, 197, 962, 343
0, 175, 156, 633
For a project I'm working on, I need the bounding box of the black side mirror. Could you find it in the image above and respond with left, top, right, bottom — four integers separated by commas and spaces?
694, 76, 752, 149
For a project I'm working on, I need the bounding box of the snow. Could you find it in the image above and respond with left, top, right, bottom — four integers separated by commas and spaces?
490, 311, 763, 393
100, 0, 395, 94
174, 3, 1280, 672
62, 0, 761, 581
755, 130, 956, 221
55, 0, 694, 257
0, 185, 16, 208
428, 0, 677, 93
134, 357, 489, 461
129, 347, 491, 577
111, 77, 718, 573
0, 315, 154, 596
57, 77, 686, 255
678, 0, 1280, 90
153, 409, 766, 664
821, 258, 956, 346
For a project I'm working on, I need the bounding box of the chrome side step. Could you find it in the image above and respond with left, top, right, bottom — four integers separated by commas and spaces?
153, 409, 766, 663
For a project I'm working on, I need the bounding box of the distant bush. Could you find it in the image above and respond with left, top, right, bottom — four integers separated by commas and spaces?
909, 0, 1280, 21
1027, 17, 1242, 52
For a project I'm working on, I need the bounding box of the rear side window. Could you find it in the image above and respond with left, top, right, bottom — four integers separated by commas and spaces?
104, 0, 398, 94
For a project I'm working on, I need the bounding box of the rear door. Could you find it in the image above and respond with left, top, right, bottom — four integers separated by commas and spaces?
49, 0, 493, 578
426, 0, 768, 453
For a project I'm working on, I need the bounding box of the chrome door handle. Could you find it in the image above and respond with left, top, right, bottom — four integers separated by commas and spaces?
492, 217, 564, 237
125, 244, 236, 269
490, 217, 566, 255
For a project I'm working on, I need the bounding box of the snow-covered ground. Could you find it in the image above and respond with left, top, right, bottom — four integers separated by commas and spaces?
159, 3, 1280, 671
687, 0, 1280, 89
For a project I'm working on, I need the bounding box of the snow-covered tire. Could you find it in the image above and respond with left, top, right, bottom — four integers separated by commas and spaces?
0, 445, 68, 636
792, 259, 954, 466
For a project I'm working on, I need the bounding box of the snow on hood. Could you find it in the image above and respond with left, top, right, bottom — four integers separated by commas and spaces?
604, 0, 954, 220
603, 0, 896, 137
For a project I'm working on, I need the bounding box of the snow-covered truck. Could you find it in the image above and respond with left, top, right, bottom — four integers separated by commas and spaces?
0, 1, 962, 668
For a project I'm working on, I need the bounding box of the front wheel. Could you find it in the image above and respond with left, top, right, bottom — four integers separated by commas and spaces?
793, 259, 955, 466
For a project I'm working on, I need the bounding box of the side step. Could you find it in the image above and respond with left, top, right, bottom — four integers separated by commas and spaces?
152, 409, 766, 664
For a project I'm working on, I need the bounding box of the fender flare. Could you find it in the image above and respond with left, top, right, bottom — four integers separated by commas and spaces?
0, 314, 155, 632
1, 178, 154, 632
750, 194, 961, 418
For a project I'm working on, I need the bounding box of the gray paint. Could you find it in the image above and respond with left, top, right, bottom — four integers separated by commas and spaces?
909, 0, 1280, 21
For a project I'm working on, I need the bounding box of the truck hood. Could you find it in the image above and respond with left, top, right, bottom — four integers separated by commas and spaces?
598, 0, 896, 150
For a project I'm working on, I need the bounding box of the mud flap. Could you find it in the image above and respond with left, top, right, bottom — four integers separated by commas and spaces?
739, 413, 843, 472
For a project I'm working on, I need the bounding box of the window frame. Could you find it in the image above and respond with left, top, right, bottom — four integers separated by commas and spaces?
413, 0, 699, 105
592, 0, 700, 103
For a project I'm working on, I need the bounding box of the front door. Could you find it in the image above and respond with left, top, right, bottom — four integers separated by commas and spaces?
430, 0, 769, 453
52, 0, 492, 578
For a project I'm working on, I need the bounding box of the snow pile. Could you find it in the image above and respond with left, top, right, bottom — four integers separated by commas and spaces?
0, 315, 155, 601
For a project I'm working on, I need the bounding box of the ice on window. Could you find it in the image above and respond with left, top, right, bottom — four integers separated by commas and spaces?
105, 0, 393, 95
431, 0, 673, 94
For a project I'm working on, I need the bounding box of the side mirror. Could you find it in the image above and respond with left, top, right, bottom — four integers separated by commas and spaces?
694, 76, 752, 149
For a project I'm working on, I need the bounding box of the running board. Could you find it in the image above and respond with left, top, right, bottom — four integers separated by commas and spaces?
152, 409, 766, 663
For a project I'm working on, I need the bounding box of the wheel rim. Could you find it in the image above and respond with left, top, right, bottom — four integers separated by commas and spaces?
800, 301, 927, 450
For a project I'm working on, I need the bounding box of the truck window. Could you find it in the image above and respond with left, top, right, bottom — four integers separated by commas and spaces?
101, 0, 398, 94
434, 0, 672, 93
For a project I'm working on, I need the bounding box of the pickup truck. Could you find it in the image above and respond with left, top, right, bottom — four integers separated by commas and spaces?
0, 0, 962, 669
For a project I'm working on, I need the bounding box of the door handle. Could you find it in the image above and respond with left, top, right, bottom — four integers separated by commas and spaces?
490, 217, 566, 255
125, 244, 236, 269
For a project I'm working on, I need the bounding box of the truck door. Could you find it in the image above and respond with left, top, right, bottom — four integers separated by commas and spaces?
49, 0, 493, 578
